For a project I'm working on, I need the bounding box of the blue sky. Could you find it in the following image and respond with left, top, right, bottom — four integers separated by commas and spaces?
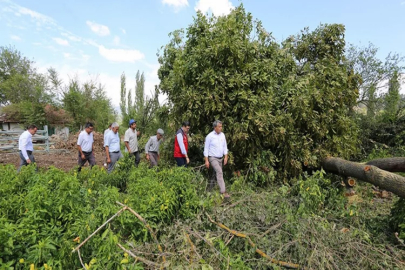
1, 0, 404, 107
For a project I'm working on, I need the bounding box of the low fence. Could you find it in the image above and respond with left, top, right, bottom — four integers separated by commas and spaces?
0, 125, 50, 153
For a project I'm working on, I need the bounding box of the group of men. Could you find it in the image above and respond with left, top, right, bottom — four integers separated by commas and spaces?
78, 120, 165, 173
17, 119, 230, 198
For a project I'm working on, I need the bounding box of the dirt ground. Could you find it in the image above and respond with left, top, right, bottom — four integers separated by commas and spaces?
0, 150, 108, 171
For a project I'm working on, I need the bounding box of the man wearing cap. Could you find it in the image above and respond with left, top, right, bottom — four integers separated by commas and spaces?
145, 129, 164, 168
124, 119, 141, 167
77, 122, 96, 172
18, 124, 38, 172
105, 122, 122, 173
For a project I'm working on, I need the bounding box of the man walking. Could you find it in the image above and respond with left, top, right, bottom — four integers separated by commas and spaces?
174, 121, 190, 167
18, 124, 38, 172
204, 120, 230, 199
145, 129, 164, 167
77, 122, 96, 172
103, 123, 112, 167
105, 122, 122, 173
104, 123, 112, 138
124, 119, 141, 167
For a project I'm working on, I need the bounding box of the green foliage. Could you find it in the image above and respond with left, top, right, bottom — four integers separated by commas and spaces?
2, 101, 47, 127
390, 199, 405, 241
0, 46, 49, 105
148, 170, 403, 269
1, 162, 403, 269
62, 77, 116, 131
382, 70, 401, 122
0, 160, 203, 268
158, 5, 360, 180
126, 165, 202, 223
119, 71, 163, 135
346, 43, 404, 117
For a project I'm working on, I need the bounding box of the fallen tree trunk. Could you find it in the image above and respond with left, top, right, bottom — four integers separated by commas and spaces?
322, 157, 405, 198
365, 157, 405, 172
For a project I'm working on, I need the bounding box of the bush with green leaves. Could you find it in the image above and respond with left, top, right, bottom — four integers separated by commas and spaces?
0, 159, 203, 269
158, 5, 360, 182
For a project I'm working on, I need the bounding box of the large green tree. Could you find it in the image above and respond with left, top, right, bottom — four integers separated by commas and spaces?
158, 5, 360, 180
0, 46, 54, 105
119, 71, 161, 134
62, 77, 116, 131
346, 43, 404, 117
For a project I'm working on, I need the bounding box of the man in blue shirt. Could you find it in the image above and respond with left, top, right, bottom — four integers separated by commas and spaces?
105, 122, 123, 173
203, 120, 230, 199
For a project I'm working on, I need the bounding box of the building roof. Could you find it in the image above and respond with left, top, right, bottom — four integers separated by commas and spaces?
0, 113, 20, 123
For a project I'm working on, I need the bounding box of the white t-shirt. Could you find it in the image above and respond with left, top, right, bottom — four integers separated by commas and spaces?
124, 128, 138, 153
18, 130, 33, 160
77, 130, 94, 152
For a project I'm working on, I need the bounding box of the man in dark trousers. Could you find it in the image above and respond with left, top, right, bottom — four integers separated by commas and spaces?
145, 128, 164, 167
174, 121, 190, 166
124, 119, 141, 167
77, 122, 96, 172
18, 124, 38, 172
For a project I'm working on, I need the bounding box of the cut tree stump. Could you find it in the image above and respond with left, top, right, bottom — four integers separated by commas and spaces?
322, 157, 405, 198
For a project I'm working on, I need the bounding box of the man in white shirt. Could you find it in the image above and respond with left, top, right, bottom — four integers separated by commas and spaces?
104, 123, 112, 141
124, 119, 141, 167
204, 120, 230, 199
105, 122, 122, 173
103, 123, 112, 167
18, 124, 38, 172
77, 122, 96, 172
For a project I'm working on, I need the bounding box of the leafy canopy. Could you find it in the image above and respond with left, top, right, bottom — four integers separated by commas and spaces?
158, 5, 360, 180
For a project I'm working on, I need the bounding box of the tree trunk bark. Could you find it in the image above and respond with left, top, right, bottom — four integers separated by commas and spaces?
365, 157, 405, 172
322, 157, 405, 198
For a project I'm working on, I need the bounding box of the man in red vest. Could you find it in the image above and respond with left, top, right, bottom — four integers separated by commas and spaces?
174, 121, 190, 166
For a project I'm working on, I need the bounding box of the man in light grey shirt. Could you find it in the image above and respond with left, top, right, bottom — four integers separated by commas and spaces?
18, 124, 38, 172
124, 119, 141, 167
145, 129, 164, 167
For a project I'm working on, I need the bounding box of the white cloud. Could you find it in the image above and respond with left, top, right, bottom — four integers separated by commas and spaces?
86, 21, 110, 36
162, 0, 189, 8
113, 36, 120, 46
121, 28, 126, 34
11, 35, 21, 41
195, 0, 234, 16
53, 37, 69, 46
61, 32, 81, 42
17, 6, 54, 24
98, 45, 144, 63
62, 52, 91, 63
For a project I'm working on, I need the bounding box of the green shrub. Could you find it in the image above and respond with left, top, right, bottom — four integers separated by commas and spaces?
0, 161, 203, 268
